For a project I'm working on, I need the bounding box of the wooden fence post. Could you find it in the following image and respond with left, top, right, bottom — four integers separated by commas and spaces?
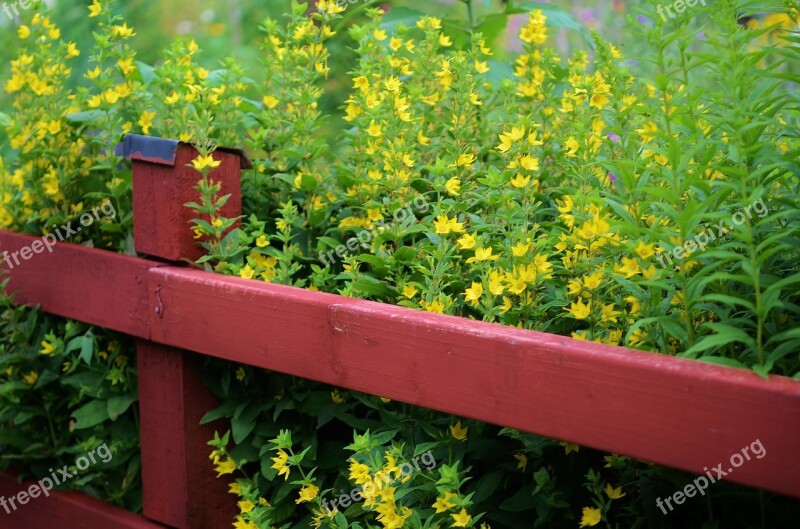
137, 342, 235, 529
123, 135, 248, 528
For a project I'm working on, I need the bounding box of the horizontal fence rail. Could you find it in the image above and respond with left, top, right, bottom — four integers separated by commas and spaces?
0, 472, 165, 529
2, 229, 800, 501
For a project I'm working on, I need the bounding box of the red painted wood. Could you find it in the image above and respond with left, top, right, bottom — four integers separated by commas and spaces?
0, 231, 160, 338
132, 144, 243, 262
137, 341, 236, 529
2, 229, 799, 498
147, 267, 800, 499
0, 471, 166, 529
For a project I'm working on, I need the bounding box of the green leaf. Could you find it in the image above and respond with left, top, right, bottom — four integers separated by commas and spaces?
79, 334, 95, 366
232, 401, 262, 444
134, 61, 156, 85
351, 277, 396, 298
71, 400, 109, 430
65, 110, 107, 125
107, 395, 137, 421
682, 324, 755, 358
379, 7, 426, 31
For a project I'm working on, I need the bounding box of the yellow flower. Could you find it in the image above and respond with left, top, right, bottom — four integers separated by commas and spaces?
561, 441, 580, 454
86, 66, 102, 80
451, 508, 472, 527
422, 299, 446, 314
579, 507, 602, 527
233, 516, 257, 529
457, 233, 476, 250
373, 28, 387, 40
628, 328, 647, 346
635, 240, 655, 260
566, 299, 590, 320
228, 482, 242, 495
582, 272, 603, 291
452, 153, 475, 168
513, 453, 527, 471
66, 43, 80, 59
565, 137, 580, 157
215, 458, 237, 477
518, 155, 539, 171
434, 215, 464, 235
40, 340, 56, 355
615, 256, 640, 278
138, 111, 156, 135
449, 420, 468, 441
445, 178, 461, 196
271, 449, 291, 480
23, 371, 38, 385
256, 235, 269, 248
466, 247, 499, 263
367, 120, 383, 138
191, 154, 222, 172
117, 57, 136, 76
498, 126, 525, 152
318, 0, 345, 15
417, 16, 442, 30
604, 483, 626, 500
18, 25, 31, 39
331, 390, 344, 404
262, 95, 279, 109
111, 23, 136, 39
88, 0, 102, 17
464, 282, 483, 307
238, 499, 255, 514
295, 484, 319, 504
439, 34, 453, 47
402, 284, 418, 299
474, 60, 490, 73
511, 242, 530, 257
509, 174, 531, 188
349, 460, 372, 485
353, 76, 369, 91
432, 492, 457, 513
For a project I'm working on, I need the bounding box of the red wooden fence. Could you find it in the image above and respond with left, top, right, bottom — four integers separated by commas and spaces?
1, 136, 798, 528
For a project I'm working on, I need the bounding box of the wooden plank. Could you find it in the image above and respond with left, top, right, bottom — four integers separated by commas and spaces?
0, 231, 158, 338
130, 141, 243, 262
137, 341, 236, 529
148, 267, 800, 499
0, 471, 166, 529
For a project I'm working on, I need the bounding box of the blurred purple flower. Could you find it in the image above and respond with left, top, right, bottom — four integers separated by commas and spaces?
608, 172, 618, 182
698, 32, 708, 41
637, 15, 650, 25
608, 133, 620, 143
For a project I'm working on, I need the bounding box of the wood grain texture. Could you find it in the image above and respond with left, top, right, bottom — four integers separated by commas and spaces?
148, 267, 800, 498
0, 231, 159, 338
0, 471, 165, 529
137, 341, 236, 529
132, 144, 242, 263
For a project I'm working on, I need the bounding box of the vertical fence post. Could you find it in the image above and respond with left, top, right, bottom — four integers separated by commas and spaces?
124, 135, 248, 529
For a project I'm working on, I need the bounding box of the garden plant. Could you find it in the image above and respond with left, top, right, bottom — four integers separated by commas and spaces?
0, 0, 798, 528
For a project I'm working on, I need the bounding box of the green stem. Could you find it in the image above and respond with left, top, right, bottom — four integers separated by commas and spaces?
464, 0, 475, 33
